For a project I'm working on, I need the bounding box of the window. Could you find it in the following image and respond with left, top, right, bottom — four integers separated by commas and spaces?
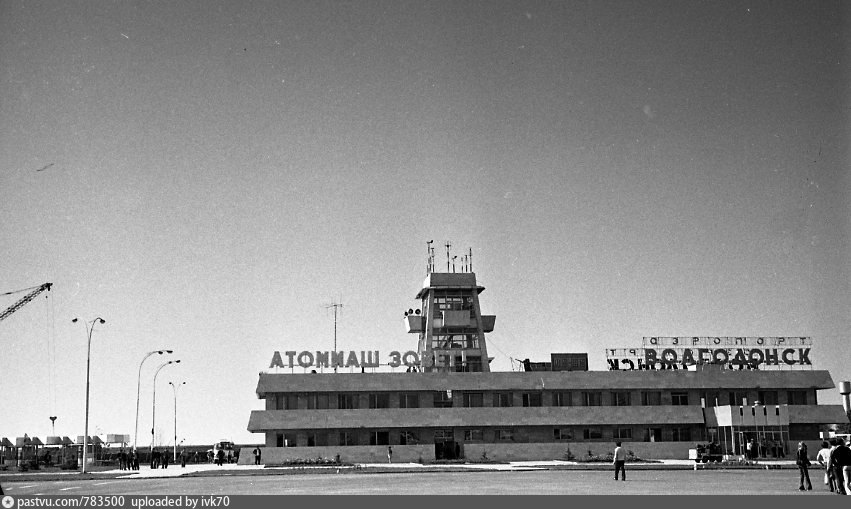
554, 428, 573, 440
729, 391, 748, 406
583, 427, 603, 440
400, 430, 419, 445
672, 427, 691, 442
276, 393, 298, 410
464, 429, 483, 442
339, 432, 355, 446
614, 427, 632, 440
496, 429, 514, 441
433, 391, 453, 408
641, 391, 661, 406
276, 433, 284, 447
306, 432, 327, 447
338, 393, 358, 409
463, 392, 484, 407
758, 391, 778, 405
671, 392, 689, 406
644, 428, 661, 442
582, 392, 602, 406
553, 392, 572, 407
702, 391, 719, 407
307, 393, 329, 409
432, 334, 479, 350
464, 356, 483, 373
611, 391, 631, 407
434, 429, 454, 442
493, 392, 512, 407
522, 392, 542, 407
369, 393, 390, 409
787, 390, 808, 405
369, 431, 390, 446
280, 433, 296, 447
400, 393, 419, 409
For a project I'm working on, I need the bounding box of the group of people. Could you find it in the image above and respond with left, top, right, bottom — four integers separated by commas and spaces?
746, 437, 785, 459
116, 449, 140, 470
796, 438, 851, 494
149, 448, 171, 469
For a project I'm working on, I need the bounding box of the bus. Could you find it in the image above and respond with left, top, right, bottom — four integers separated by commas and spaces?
212, 440, 235, 464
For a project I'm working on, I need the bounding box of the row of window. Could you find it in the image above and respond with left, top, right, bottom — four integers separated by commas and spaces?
273, 426, 699, 447
273, 390, 810, 410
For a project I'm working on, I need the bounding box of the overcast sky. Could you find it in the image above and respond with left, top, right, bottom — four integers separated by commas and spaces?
1, 0, 849, 446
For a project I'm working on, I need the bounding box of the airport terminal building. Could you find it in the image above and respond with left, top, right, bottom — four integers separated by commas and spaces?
246, 264, 847, 464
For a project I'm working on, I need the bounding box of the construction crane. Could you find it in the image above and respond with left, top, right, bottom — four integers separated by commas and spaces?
0, 283, 52, 322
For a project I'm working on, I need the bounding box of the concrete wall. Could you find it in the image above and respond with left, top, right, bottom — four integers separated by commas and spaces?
238, 445, 435, 465
463, 442, 693, 462
238, 442, 696, 465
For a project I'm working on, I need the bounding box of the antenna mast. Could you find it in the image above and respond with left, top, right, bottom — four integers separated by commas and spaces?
426, 240, 434, 274
325, 300, 344, 373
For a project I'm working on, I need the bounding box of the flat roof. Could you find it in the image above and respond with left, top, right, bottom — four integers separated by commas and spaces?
255, 369, 836, 397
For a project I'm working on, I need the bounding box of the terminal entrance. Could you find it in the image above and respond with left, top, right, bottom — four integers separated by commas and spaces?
434, 429, 461, 460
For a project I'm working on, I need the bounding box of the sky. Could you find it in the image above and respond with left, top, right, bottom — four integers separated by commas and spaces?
1, 0, 849, 447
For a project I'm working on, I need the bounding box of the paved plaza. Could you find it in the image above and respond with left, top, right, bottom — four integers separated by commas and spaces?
2, 460, 846, 496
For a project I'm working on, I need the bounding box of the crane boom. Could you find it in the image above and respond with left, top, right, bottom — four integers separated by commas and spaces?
0, 283, 52, 322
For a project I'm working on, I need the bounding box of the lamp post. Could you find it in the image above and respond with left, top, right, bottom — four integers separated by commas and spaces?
169, 381, 185, 462
72, 317, 105, 474
134, 350, 173, 452
151, 360, 180, 454
840, 381, 851, 424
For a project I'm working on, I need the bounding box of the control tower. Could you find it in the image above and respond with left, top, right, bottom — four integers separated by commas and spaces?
404, 246, 495, 372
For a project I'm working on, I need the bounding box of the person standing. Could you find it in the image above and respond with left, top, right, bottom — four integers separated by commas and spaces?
796, 442, 813, 491
180, 448, 186, 468
613, 442, 627, 481
816, 441, 832, 491
161, 451, 169, 469
387, 446, 393, 463
829, 437, 851, 495
253, 446, 262, 466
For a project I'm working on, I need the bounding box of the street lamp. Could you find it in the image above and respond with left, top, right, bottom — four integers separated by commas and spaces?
72, 317, 105, 474
151, 360, 180, 454
134, 350, 173, 452
169, 381, 185, 462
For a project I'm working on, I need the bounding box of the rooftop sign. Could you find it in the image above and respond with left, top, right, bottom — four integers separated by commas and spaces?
269, 350, 421, 370
606, 337, 813, 371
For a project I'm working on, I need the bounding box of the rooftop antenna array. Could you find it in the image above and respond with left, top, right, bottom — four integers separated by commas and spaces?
428, 241, 474, 273
324, 299, 344, 373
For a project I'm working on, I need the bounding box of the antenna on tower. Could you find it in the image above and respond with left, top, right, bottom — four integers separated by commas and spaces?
324, 299, 345, 373
468, 248, 473, 273
445, 241, 451, 272
426, 240, 434, 274
452, 255, 458, 273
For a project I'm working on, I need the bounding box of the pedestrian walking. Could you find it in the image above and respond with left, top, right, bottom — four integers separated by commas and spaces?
180, 449, 186, 468
816, 441, 832, 491
613, 442, 627, 481
387, 446, 393, 463
216, 449, 224, 466
796, 442, 813, 491
162, 451, 169, 469
828, 437, 851, 495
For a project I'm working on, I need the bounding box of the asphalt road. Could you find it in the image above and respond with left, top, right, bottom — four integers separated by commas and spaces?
1, 469, 841, 496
